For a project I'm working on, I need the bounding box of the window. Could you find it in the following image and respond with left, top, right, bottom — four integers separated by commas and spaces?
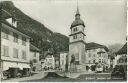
22, 50, 26, 60
2, 45, 9, 57
13, 32, 18, 43
99, 54, 101, 57
93, 60, 95, 63
76, 28, 77, 31
1, 28, 9, 39
34, 52, 36, 57
73, 27, 77, 32
125, 58, 127, 63
33, 59, 37, 63
13, 48, 18, 58
89, 60, 91, 63
102, 59, 104, 63
73, 35, 77, 39
93, 54, 95, 57
99, 59, 101, 63
22, 37, 26, 45
88, 53, 91, 57
119, 59, 123, 63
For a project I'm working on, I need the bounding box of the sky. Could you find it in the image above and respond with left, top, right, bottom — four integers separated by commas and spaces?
12, 0, 126, 46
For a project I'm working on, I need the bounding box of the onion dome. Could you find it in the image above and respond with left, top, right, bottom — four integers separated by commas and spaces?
71, 19, 85, 28
71, 6, 85, 28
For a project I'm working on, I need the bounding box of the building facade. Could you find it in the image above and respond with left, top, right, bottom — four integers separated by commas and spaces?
114, 43, 127, 68
1, 16, 30, 78
44, 54, 55, 70
85, 43, 109, 71
59, 52, 68, 71
30, 44, 40, 72
54, 53, 60, 70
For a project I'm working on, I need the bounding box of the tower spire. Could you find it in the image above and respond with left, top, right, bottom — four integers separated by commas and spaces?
76, 0, 80, 15
75, 0, 80, 19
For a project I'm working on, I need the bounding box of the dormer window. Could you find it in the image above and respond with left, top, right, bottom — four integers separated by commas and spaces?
6, 17, 17, 28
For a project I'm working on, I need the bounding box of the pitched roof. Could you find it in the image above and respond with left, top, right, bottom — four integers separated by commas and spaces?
1, 9, 30, 38
116, 43, 127, 55
86, 42, 109, 52
30, 44, 40, 52
1, 9, 12, 19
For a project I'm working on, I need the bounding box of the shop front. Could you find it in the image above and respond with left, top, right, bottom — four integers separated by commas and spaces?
2, 61, 30, 79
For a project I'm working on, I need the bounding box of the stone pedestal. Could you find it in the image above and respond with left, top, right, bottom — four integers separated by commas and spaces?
69, 64, 87, 73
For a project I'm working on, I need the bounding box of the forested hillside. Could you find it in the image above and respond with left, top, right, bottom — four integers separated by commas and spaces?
1, 1, 69, 55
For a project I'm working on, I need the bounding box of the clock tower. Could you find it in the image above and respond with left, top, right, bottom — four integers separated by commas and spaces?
69, 5, 86, 72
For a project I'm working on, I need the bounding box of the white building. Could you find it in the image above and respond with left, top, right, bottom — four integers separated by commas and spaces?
59, 52, 68, 71
44, 54, 55, 70
85, 42, 109, 71
30, 44, 40, 71
1, 11, 30, 78
114, 43, 127, 68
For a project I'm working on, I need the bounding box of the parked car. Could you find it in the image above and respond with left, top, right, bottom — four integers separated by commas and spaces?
2, 71, 11, 80
111, 65, 126, 79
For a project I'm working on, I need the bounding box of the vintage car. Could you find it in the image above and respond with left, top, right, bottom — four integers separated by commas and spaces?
111, 65, 126, 79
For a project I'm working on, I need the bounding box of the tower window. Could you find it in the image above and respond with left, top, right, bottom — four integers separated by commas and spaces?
73, 27, 77, 32
73, 35, 77, 39
99, 59, 101, 63
93, 54, 95, 57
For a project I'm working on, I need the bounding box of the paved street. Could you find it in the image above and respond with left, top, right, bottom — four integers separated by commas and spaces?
21, 72, 126, 82
2, 71, 126, 82
2, 71, 48, 82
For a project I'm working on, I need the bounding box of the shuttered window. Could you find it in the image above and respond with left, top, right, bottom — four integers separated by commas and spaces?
2, 45, 9, 57
1, 28, 9, 39
22, 50, 26, 60
13, 48, 18, 58
13, 32, 18, 43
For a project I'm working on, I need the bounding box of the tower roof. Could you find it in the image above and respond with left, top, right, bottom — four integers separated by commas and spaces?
70, 2, 85, 29
71, 19, 85, 28
75, 4, 80, 16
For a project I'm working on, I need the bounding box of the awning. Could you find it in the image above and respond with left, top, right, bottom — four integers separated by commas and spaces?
2, 61, 30, 71
3, 62, 18, 71
97, 51, 105, 54
18, 63, 30, 70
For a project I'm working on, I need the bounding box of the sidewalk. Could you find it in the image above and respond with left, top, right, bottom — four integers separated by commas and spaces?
2, 71, 48, 82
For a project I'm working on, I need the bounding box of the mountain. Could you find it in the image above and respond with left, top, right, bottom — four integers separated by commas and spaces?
108, 43, 124, 53
108, 43, 124, 59
1, 1, 69, 54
